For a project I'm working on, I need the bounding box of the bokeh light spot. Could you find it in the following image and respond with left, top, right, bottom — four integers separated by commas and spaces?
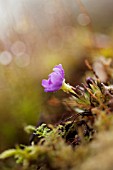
11, 41, 26, 56
77, 13, 90, 26
0, 51, 12, 65
15, 53, 30, 68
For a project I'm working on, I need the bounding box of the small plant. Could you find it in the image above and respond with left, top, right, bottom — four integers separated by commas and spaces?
1, 57, 113, 170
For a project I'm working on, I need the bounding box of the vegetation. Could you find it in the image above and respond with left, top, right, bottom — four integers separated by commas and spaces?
1, 57, 113, 170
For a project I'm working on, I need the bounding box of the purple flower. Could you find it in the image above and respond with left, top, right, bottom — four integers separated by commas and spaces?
42, 64, 65, 92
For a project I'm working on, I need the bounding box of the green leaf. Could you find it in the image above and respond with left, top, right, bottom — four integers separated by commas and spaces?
24, 125, 36, 134
0, 149, 16, 159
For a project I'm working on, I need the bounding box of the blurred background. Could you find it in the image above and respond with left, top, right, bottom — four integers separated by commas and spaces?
0, 0, 113, 152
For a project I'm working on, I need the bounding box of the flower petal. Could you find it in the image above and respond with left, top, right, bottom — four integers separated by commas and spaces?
53, 64, 64, 78
42, 79, 49, 88
49, 72, 62, 83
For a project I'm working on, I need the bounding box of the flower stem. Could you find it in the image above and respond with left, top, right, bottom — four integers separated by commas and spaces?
61, 80, 76, 95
